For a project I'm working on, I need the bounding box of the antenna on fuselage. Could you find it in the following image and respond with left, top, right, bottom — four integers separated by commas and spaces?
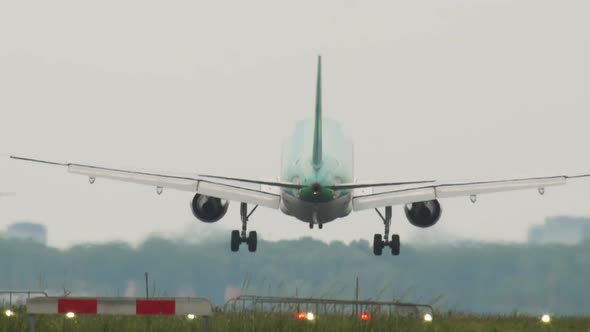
312, 55, 323, 170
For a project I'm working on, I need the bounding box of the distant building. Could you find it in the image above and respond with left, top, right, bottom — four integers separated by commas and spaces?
528, 216, 590, 245
4, 222, 47, 245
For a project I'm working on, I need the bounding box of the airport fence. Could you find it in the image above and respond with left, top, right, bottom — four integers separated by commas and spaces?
221, 295, 434, 332
0, 290, 48, 308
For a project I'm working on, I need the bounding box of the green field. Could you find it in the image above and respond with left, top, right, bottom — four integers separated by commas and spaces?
1, 307, 589, 331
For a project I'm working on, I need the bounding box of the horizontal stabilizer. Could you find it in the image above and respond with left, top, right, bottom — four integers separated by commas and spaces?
329, 180, 435, 190
197, 174, 304, 189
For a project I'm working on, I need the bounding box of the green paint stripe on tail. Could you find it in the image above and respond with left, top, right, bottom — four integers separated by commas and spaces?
312, 55, 323, 170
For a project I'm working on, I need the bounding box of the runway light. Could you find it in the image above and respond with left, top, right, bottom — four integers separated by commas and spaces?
5, 309, 14, 317
541, 314, 551, 324
296, 312, 307, 320
423, 313, 433, 322
306, 312, 315, 321
360, 312, 371, 321
187, 314, 195, 320
65, 312, 75, 319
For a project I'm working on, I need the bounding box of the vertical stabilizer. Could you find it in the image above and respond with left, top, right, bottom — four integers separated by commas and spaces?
312, 55, 323, 170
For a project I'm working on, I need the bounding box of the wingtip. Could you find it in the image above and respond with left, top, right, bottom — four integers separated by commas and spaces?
8, 156, 68, 166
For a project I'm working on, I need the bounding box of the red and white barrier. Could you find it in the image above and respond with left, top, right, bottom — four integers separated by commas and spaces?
26, 297, 212, 316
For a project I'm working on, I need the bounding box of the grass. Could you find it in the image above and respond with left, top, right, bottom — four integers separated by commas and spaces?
1, 306, 589, 331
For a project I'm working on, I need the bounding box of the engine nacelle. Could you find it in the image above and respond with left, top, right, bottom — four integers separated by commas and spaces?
190, 194, 229, 223
404, 200, 442, 228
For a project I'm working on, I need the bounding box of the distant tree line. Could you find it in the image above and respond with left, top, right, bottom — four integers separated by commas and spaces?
0, 236, 588, 315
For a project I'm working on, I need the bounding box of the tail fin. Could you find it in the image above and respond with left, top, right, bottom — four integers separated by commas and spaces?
312, 55, 323, 169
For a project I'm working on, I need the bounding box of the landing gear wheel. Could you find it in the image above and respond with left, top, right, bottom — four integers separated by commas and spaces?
234, 202, 260, 253
247, 231, 258, 252
373, 234, 383, 256
373, 206, 403, 257
390, 234, 400, 256
230, 230, 240, 252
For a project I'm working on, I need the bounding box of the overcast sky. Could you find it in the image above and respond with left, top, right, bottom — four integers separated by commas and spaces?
1, 0, 590, 248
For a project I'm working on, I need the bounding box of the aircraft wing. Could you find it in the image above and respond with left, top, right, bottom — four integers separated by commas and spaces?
352, 174, 590, 211
10, 156, 281, 209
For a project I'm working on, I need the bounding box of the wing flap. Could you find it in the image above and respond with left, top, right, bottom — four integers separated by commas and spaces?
13, 156, 280, 209
353, 187, 435, 210
353, 176, 570, 211
435, 176, 566, 198
69, 164, 280, 209
69, 164, 198, 191
198, 181, 280, 209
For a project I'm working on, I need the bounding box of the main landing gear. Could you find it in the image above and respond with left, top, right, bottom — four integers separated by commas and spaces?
373, 206, 400, 256
309, 211, 323, 229
231, 203, 258, 253
308, 222, 323, 229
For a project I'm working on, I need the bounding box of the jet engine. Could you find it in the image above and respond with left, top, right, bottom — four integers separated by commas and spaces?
404, 200, 442, 228
190, 194, 229, 223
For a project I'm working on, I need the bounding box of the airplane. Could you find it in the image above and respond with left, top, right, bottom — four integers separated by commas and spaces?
10, 56, 590, 256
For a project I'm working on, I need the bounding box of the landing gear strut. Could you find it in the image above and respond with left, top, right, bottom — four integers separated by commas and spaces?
373, 206, 401, 256
231, 203, 258, 253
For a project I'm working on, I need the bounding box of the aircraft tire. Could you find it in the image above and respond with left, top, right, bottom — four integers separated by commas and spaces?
391, 234, 400, 256
247, 231, 258, 252
373, 234, 383, 256
231, 230, 240, 252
